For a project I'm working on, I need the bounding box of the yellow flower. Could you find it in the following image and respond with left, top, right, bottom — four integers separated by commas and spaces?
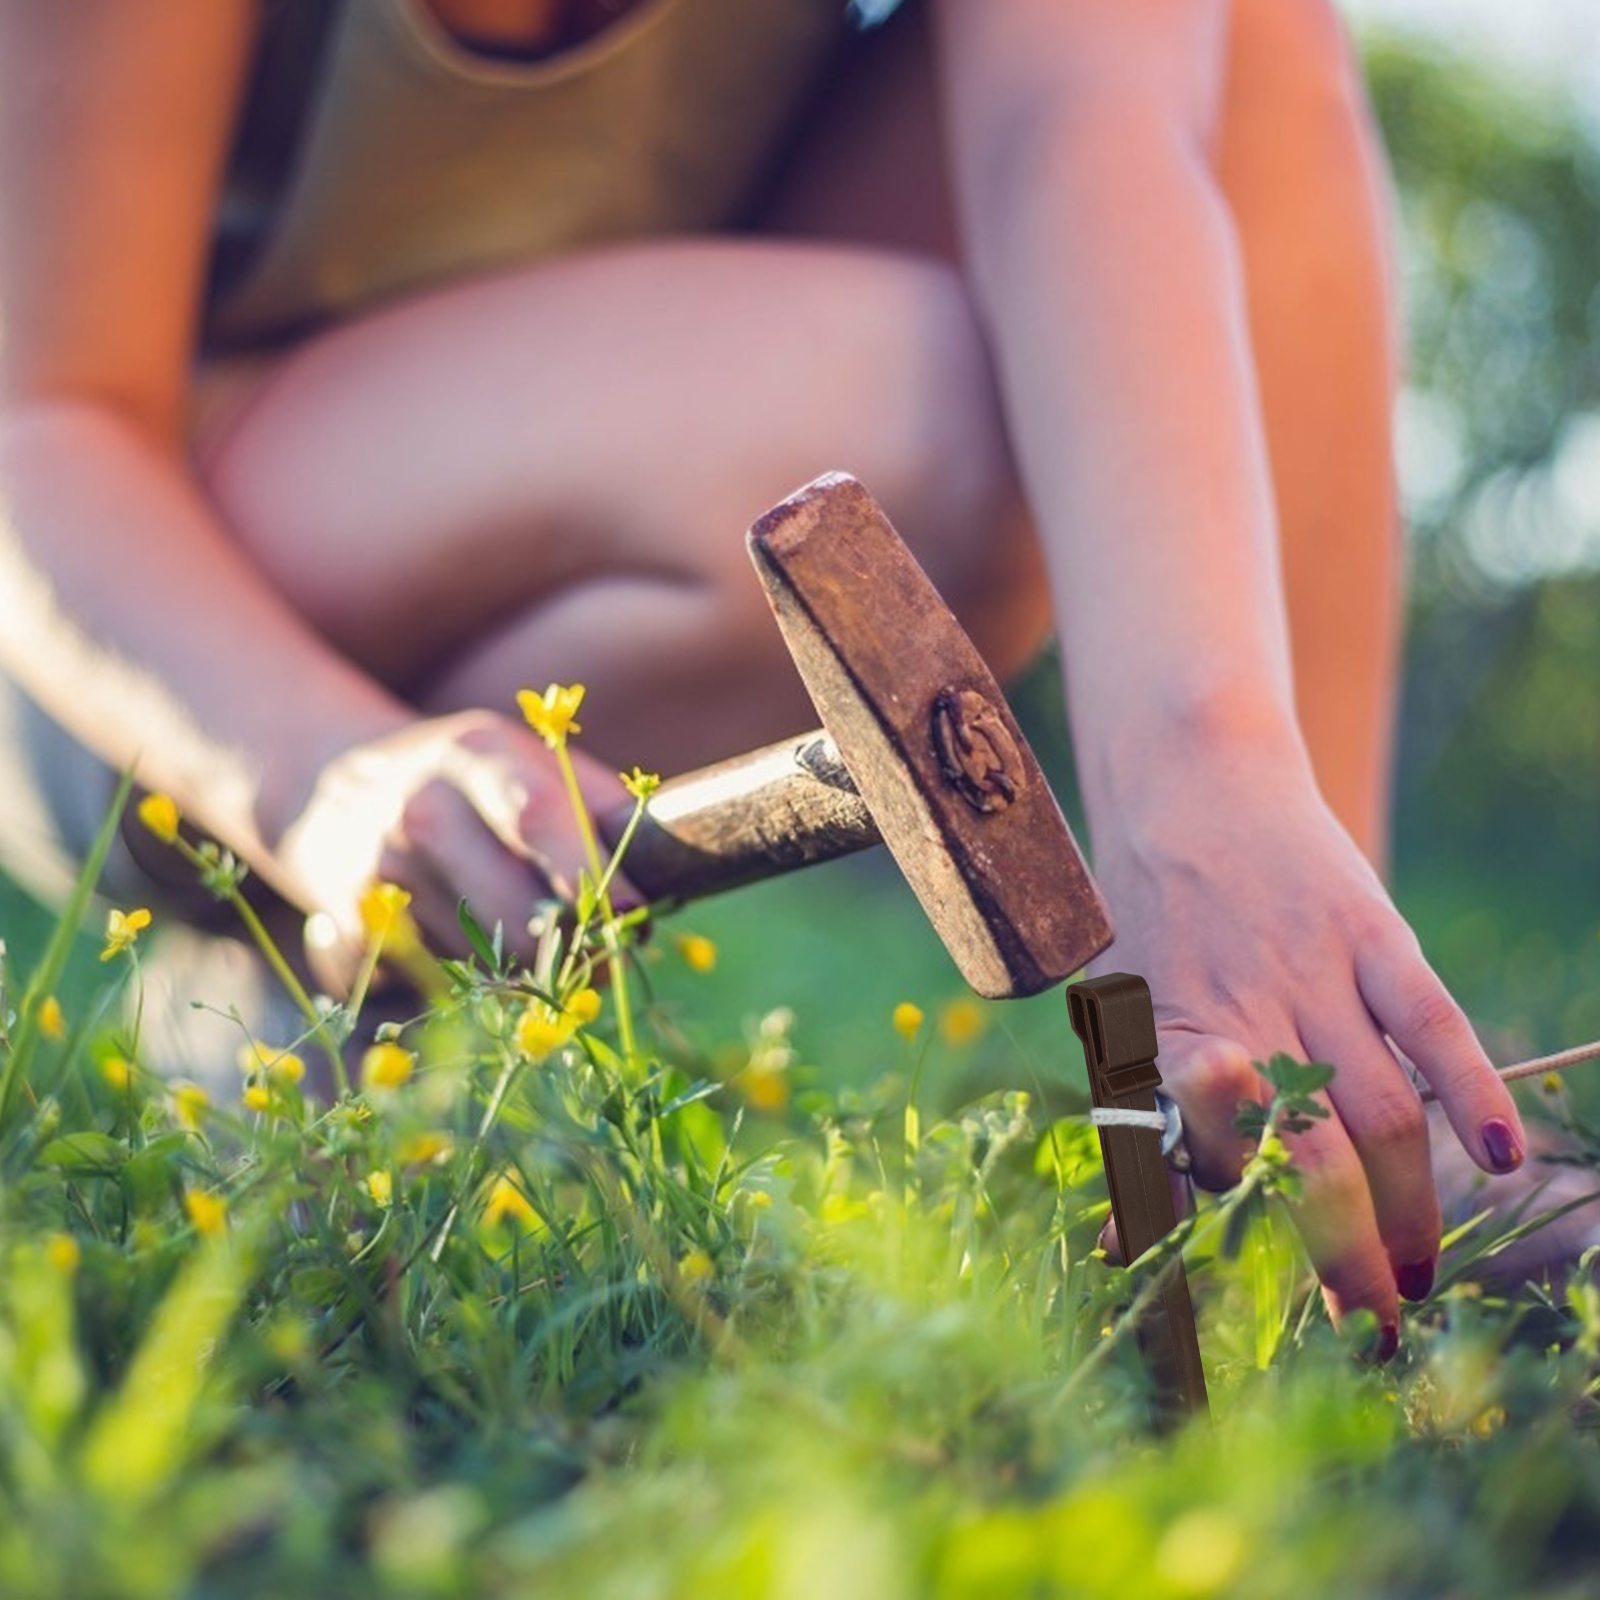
266, 1051, 306, 1087
37, 995, 65, 1041
46, 1234, 81, 1274
679, 1248, 714, 1285
620, 766, 660, 802
739, 1064, 789, 1113
100, 906, 152, 961
136, 792, 180, 844
938, 997, 987, 1047
172, 1082, 210, 1131
675, 933, 717, 974
398, 1132, 452, 1167
821, 1192, 871, 1227
516, 682, 585, 749
242, 1084, 272, 1113
483, 1172, 537, 1229
183, 1190, 228, 1236
564, 987, 602, 1026
1471, 1404, 1507, 1438
1153, 1510, 1245, 1593
892, 1002, 924, 1042
100, 1056, 133, 1092
515, 1000, 577, 1061
1543, 1073, 1564, 1094
362, 1041, 415, 1090
358, 881, 419, 949
365, 1170, 393, 1208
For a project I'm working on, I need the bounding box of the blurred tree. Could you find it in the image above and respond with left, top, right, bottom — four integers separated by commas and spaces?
1363, 37, 1600, 1048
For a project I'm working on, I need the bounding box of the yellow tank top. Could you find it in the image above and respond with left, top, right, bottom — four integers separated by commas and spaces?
204, 0, 853, 348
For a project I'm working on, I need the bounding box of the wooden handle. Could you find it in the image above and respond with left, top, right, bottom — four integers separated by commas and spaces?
597, 731, 880, 904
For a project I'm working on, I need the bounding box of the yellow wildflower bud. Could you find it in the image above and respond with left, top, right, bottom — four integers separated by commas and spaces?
564, 987, 602, 1026
740, 1065, 789, 1113
675, 933, 717, 974
742, 1189, 773, 1211
358, 881, 418, 949
821, 1192, 870, 1227
242, 1084, 271, 1113
1543, 1073, 1563, 1094
516, 1000, 576, 1061
938, 997, 987, 1047
46, 1234, 81, 1274
621, 766, 661, 801
172, 1082, 210, 1131
37, 995, 65, 1041
183, 1190, 228, 1236
136, 792, 180, 844
266, 1051, 306, 1086
483, 1172, 537, 1229
892, 1002, 924, 1042
679, 1248, 714, 1285
1471, 1405, 1507, 1438
362, 1042, 415, 1090
100, 1056, 133, 1092
398, 1132, 451, 1166
100, 906, 152, 962
366, 1170, 393, 1208
516, 682, 585, 749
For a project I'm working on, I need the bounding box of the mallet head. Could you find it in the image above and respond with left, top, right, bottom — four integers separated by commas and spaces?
748, 473, 1113, 998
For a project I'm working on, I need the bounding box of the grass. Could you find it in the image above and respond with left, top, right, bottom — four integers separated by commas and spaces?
2, 691, 1600, 1600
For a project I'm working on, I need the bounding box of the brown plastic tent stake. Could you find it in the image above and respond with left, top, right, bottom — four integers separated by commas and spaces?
1067, 972, 1209, 1429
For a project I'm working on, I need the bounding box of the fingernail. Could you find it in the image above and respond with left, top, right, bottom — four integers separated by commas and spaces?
1397, 1257, 1436, 1302
1376, 1322, 1400, 1364
1482, 1118, 1524, 1173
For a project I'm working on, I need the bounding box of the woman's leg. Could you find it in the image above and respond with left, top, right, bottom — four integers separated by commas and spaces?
193, 234, 1045, 776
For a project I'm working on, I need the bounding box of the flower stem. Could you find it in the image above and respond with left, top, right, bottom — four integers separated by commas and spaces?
553, 745, 639, 1066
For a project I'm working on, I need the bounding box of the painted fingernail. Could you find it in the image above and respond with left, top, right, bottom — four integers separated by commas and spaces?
1376, 1322, 1400, 1364
1397, 1257, 1436, 1302
1482, 1118, 1524, 1173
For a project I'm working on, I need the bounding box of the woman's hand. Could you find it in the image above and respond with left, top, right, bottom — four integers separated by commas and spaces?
1086, 745, 1527, 1356
272, 709, 634, 977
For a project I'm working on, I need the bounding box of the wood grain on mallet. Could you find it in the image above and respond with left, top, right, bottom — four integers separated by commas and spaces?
747, 473, 1113, 998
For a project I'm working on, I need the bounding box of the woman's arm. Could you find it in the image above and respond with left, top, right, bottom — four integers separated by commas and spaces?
931, 0, 1524, 1345
0, 0, 604, 958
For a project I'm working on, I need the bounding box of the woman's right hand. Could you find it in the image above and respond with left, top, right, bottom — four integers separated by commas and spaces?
272, 709, 634, 978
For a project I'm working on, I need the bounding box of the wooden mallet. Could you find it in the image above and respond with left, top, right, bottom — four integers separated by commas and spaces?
596, 472, 1207, 1424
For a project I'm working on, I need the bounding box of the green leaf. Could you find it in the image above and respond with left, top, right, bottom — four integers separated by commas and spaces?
79, 1231, 251, 1504
456, 899, 499, 973
124, 1147, 182, 1214
1, 769, 134, 1133
37, 1132, 127, 1174
1260, 1053, 1337, 1099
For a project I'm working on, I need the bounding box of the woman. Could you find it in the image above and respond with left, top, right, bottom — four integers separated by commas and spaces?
0, 0, 1567, 1357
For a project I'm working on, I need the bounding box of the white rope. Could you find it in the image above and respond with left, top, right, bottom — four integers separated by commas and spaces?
1088, 1107, 1168, 1131
1086, 1093, 1191, 1168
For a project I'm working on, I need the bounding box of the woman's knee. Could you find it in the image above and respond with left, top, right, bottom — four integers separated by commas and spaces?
744, 250, 1049, 679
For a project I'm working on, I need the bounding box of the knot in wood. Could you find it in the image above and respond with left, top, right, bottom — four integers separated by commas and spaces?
931, 686, 1026, 815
